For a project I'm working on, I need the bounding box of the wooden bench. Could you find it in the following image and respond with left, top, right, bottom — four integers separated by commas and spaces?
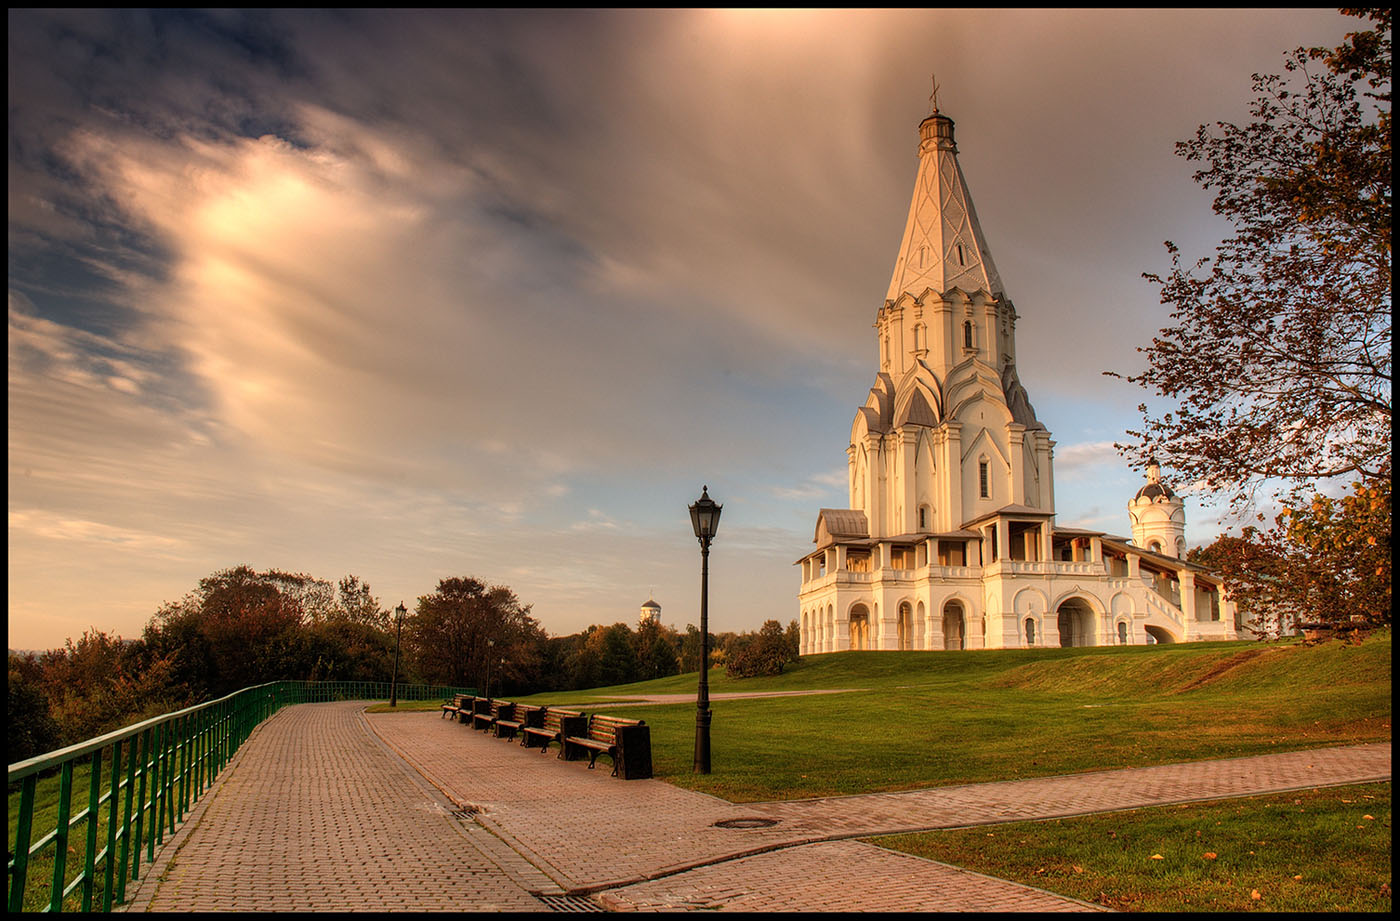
520, 707, 585, 758
441, 693, 473, 720
474, 699, 515, 734
467, 696, 497, 730
494, 703, 542, 741
564, 714, 652, 779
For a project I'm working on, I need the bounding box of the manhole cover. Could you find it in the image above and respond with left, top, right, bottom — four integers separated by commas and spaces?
534, 893, 604, 912
712, 817, 779, 829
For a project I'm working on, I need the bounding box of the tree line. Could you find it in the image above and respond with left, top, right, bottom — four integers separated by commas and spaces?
8, 565, 798, 764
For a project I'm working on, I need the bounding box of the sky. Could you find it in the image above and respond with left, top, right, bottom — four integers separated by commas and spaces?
8, 8, 1359, 651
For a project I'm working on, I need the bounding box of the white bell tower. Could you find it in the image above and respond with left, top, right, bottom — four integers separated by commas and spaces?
1128, 459, 1187, 558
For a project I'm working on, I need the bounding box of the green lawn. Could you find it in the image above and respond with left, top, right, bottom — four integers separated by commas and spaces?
870, 783, 1392, 912
483, 632, 1391, 803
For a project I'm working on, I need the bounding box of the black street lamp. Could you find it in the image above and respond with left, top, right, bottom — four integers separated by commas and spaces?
485, 637, 496, 700
689, 485, 722, 774
389, 601, 407, 708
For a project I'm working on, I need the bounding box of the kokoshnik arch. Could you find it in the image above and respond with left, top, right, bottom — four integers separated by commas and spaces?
796, 102, 1241, 653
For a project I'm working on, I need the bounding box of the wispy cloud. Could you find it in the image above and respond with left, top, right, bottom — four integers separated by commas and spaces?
7, 9, 1357, 649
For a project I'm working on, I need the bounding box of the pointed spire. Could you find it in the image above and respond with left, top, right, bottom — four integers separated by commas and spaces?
884, 102, 1005, 305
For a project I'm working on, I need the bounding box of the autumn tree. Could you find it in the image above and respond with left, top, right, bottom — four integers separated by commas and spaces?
1114, 9, 1391, 510
579, 623, 642, 689
633, 619, 682, 681
142, 565, 390, 696
28, 629, 182, 746
407, 577, 545, 690
182, 565, 306, 691
8, 652, 62, 762
725, 619, 801, 679
1190, 477, 1390, 634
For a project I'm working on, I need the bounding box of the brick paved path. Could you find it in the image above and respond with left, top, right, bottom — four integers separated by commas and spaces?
123, 703, 553, 912
125, 701, 1390, 913
370, 707, 1390, 913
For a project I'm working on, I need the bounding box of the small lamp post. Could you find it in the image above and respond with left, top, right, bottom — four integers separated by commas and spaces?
389, 601, 407, 708
485, 637, 496, 700
689, 485, 722, 774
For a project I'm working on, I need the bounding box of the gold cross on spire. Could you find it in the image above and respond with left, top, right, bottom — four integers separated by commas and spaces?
929, 74, 941, 114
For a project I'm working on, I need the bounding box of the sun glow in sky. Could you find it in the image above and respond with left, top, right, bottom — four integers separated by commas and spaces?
8, 9, 1355, 650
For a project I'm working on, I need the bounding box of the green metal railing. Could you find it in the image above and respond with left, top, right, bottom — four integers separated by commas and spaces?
7, 681, 472, 913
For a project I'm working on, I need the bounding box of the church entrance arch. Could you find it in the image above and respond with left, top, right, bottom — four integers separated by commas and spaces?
1056, 597, 1097, 647
848, 604, 871, 651
942, 601, 965, 650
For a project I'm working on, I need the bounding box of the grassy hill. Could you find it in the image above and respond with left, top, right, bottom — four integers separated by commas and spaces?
507, 632, 1391, 803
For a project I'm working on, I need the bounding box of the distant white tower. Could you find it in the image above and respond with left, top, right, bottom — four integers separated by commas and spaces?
1128, 459, 1187, 558
639, 597, 661, 626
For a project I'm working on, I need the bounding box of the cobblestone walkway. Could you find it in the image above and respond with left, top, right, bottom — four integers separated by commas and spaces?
124, 701, 1390, 913
372, 708, 1389, 912
123, 704, 553, 912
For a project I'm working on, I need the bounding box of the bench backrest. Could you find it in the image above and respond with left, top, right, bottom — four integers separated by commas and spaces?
585, 714, 644, 743
541, 707, 584, 734
470, 696, 494, 716
490, 700, 515, 720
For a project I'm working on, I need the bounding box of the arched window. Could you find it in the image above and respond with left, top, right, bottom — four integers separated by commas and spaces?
964, 320, 974, 350
1024, 618, 1036, 646
1117, 621, 1129, 645
979, 460, 990, 499
918, 505, 929, 530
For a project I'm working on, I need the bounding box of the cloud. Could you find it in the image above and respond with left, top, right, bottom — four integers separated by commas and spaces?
7, 9, 1360, 649
770, 468, 848, 502
1053, 441, 1125, 478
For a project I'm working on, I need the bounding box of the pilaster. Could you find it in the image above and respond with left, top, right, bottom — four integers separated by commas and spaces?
1008, 423, 1026, 505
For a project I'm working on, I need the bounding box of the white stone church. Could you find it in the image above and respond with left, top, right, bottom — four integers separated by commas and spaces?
797, 106, 1241, 653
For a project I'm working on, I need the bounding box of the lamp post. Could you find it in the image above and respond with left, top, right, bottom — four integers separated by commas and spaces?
485, 638, 496, 700
389, 601, 407, 708
689, 485, 722, 774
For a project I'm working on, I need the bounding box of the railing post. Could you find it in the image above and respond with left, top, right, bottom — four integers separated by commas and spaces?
134, 728, 150, 877
49, 761, 74, 912
83, 746, 103, 911
179, 713, 192, 820
119, 731, 138, 901
158, 719, 173, 843
8, 774, 37, 912
103, 741, 123, 911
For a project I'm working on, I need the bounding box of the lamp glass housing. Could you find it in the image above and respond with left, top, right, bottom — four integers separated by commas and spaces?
689, 487, 722, 540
